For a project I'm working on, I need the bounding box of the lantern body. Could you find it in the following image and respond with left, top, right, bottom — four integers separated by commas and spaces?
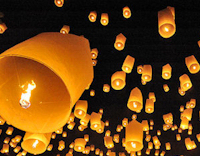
100, 13, 109, 26
91, 48, 98, 59
60, 25, 70, 34
103, 84, 110, 92
141, 65, 152, 82
114, 33, 126, 51
141, 120, 149, 131
176, 134, 181, 141
68, 122, 76, 130
104, 136, 114, 149
162, 64, 172, 79
74, 138, 86, 152
181, 108, 193, 121
111, 71, 126, 90
178, 87, 185, 96
123, 6, 131, 18
90, 112, 101, 130
54, 0, 64, 7
74, 100, 88, 119
185, 55, 200, 74
122, 118, 128, 127
122, 55, 135, 73
163, 113, 173, 125
0, 23, 7, 34
0, 32, 93, 133
179, 74, 192, 91
152, 136, 161, 146
6, 127, 14, 135
80, 114, 90, 126
148, 92, 156, 102
137, 65, 143, 74
185, 138, 193, 150
189, 99, 196, 108
158, 6, 175, 38
125, 120, 143, 152
145, 99, 154, 114
165, 142, 171, 150
163, 84, 169, 92
88, 11, 97, 22
127, 87, 143, 113
180, 117, 189, 130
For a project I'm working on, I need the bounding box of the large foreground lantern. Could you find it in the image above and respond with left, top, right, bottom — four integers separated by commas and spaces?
0, 32, 93, 133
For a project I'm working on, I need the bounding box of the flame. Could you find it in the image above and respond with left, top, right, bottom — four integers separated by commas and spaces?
19, 80, 36, 109
32, 140, 39, 148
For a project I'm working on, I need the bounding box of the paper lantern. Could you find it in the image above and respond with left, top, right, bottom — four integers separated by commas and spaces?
84, 146, 91, 154
4, 137, 10, 144
91, 48, 98, 59
181, 108, 193, 121
145, 135, 151, 142
113, 134, 119, 143
68, 122, 76, 130
0, 22, 7, 34
54, 0, 64, 7
80, 114, 90, 126
122, 118, 128, 127
178, 87, 185, 96
145, 99, 154, 114
90, 112, 101, 130
163, 84, 169, 92
14, 146, 21, 153
116, 125, 122, 132
21, 132, 52, 155
122, 55, 135, 73
74, 100, 88, 119
163, 113, 173, 125
95, 148, 100, 155
189, 99, 196, 108
141, 65, 152, 82
155, 150, 159, 156
90, 144, 95, 151
0, 116, 5, 125
88, 11, 97, 22
74, 138, 86, 152
148, 142, 153, 149
123, 6, 131, 18
152, 136, 161, 146
100, 13, 109, 26
160, 151, 166, 156
162, 64, 172, 79
127, 87, 143, 113
67, 113, 75, 124
165, 142, 171, 150
188, 129, 192, 135
2, 144, 9, 153
125, 120, 143, 152
180, 117, 189, 130
60, 25, 70, 35
103, 84, 110, 93
78, 125, 87, 131
111, 71, 126, 90
69, 142, 74, 149
62, 131, 67, 137
90, 89, 95, 96
146, 148, 151, 155
58, 140, 65, 151
148, 92, 156, 102
6, 127, 14, 135
141, 120, 149, 131
179, 74, 192, 91
47, 144, 53, 151
157, 130, 161, 136
185, 138, 193, 150
137, 65, 143, 74
114, 33, 126, 51
132, 114, 137, 120
0, 32, 93, 133
185, 55, 200, 74
10, 141, 17, 148
104, 136, 114, 149
158, 6, 175, 38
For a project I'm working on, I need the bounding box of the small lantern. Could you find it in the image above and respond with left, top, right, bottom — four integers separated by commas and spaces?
132, 114, 137, 120
90, 144, 95, 151
90, 112, 101, 130
96, 121, 105, 134
4, 137, 10, 144
185, 55, 200, 74
178, 87, 185, 96
58, 140, 65, 151
189, 99, 196, 108
6, 127, 14, 135
0, 22, 7, 34
122, 118, 128, 127
95, 148, 100, 155
155, 150, 159, 156
123, 6, 131, 18
47, 144, 53, 151
160, 151, 166, 156
163, 84, 169, 92
88, 11, 97, 22
68, 122, 76, 130
165, 142, 171, 150
145, 135, 151, 142
114, 33, 126, 51
55, 127, 63, 134
51, 133, 56, 139
100, 13, 109, 26
111, 71, 126, 90
162, 64, 172, 80
185, 138, 193, 150
116, 125, 122, 132
74, 100, 88, 119
181, 108, 193, 121
0, 116, 5, 125
84, 134, 89, 142
103, 84, 110, 93
91, 48, 98, 59
152, 136, 161, 146
90, 89, 95, 96
180, 117, 189, 130
69, 142, 74, 149
137, 65, 143, 74
146, 148, 151, 155
141, 120, 149, 131
148, 142, 153, 149
179, 74, 192, 91
148, 92, 156, 102
14, 146, 21, 153
113, 134, 119, 143
67, 113, 75, 124
105, 120, 109, 126
2, 144, 9, 153
62, 131, 67, 137
141, 65, 152, 82
78, 125, 87, 131
163, 113, 173, 125
60, 25, 70, 34
157, 130, 161, 136
104, 136, 114, 149
145, 99, 154, 114
80, 114, 90, 126
150, 119, 154, 126
122, 55, 135, 73
54, 0, 64, 7
176, 134, 181, 141
74, 138, 86, 152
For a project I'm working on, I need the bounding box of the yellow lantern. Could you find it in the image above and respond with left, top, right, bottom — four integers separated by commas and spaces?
178, 87, 185, 96
162, 64, 172, 79
68, 122, 76, 130
150, 119, 154, 126
179, 74, 192, 91
160, 151, 166, 156
0, 22, 7, 34
122, 55, 135, 73
137, 65, 143, 74
95, 148, 100, 155
122, 118, 128, 127
176, 134, 181, 141
100, 13, 109, 26
113, 134, 119, 143
158, 6, 175, 38
4, 137, 10, 144
74, 138, 86, 152
105, 120, 109, 127
10, 141, 17, 148
141, 65, 152, 82
2, 144, 9, 153
127, 87, 143, 113
155, 150, 159, 156
90, 144, 95, 151
180, 117, 189, 130
62, 131, 67, 137
185, 55, 200, 74
148, 142, 153, 149
137, 150, 141, 156
54, 0, 64, 7
51, 133, 56, 139
84, 134, 89, 142
179, 105, 184, 112
67, 113, 75, 124
90, 112, 101, 130
188, 129, 192, 135
6, 127, 14, 135
104, 136, 114, 149
78, 125, 87, 131
58, 140, 65, 151
111, 71, 126, 90
185, 138, 193, 150
55, 127, 63, 134
123, 6, 131, 19
80, 114, 90, 126
141, 120, 149, 131
163, 113, 173, 125
145, 135, 151, 142
157, 130, 161, 136
14, 146, 21, 153
114, 33, 126, 51
0, 116, 5, 125
96, 121, 105, 134
132, 114, 137, 120
152, 136, 161, 146
189, 99, 196, 108
146, 148, 151, 155
91, 48, 98, 59
90, 89, 95, 96
103, 84, 110, 93
74, 100, 88, 119
163, 84, 169, 92
0, 32, 93, 133
148, 92, 156, 102
116, 125, 122, 132
21, 132, 52, 155
145, 99, 154, 114
69, 142, 74, 149
165, 142, 171, 150
46, 144, 53, 151
60, 25, 70, 34
181, 108, 193, 121
125, 120, 143, 152
88, 11, 97, 22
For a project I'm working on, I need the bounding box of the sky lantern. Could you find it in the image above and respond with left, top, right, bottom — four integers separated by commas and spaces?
91, 48, 98, 59
158, 6, 176, 38
141, 65, 152, 82
88, 11, 97, 22
100, 13, 109, 26
103, 84, 110, 93
74, 100, 88, 119
54, 0, 64, 7
137, 65, 143, 74
123, 6, 131, 19
60, 25, 70, 34
185, 55, 200, 74
104, 136, 114, 149
111, 71, 126, 90
90, 112, 101, 130
114, 33, 127, 51
0, 21, 7, 34
145, 99, 154, 114
163, 113, 173, 125
179, 74, 192, 91
162, 64, 172, 79
148, 92, 156, 102
74, 138, 86, 152
80, 114, 90, 126
122, 55, 135, 73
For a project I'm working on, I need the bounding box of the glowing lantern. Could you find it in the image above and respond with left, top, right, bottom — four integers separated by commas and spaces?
116, 125, 122, 132
88, 11, 97, 22
176, 134, 181, 141
4, 137, 10, 144
62, 131, 67, 137
47, 144, 53, 151
122, 55, 135, 73
160, 151, 166, 156
141, 120, 149, 131
185, 55, 200, 74
132, 114, 137, 120
90, 112, 101, 130
163, 84, 169, 92
2, 144, 9, 153
157, 130, 161, 136
127, 87, 143, 113
74, 138, 86, 152
92, 59, 97, 66
114, 33, 126, 51
84, 134, 89, 142
123, 6, 131, 18
103, 84, 110, 93
6, 127, 14, 135
96, 121, 105, 134
51, 133, 56, 139
179, 74, 192, 91
158, 6, 175, 38
113, 134, 119, 143
148, 142, 153, 149
90, 144, 95, 151
178, 87, 185, 96
14, 146, 21, 153
0, 116, 5, 125
163, 113, 173, 125
90, 89, 95, 96
188, 129, 192, 135
141, 65, 152, 82
104, 136, 114, 149
67, 113, 75, 124
155, 150, 159, 156
54, 0, 64, 7
100, 13, 109, 26
68, 122, 76, 130
152, 136, 161, 146
181, 108, 193, 121
125, 120, 143, 152
162, 64, 172, 79
91, 48, 98, 59
60, 25, 70, 34
10, 141, 17, 148
74, 100, 88, 119
69, 142, 74, 149
58, 140, 65, 151
165, 142, 171, 150
185, 138, 193, 150
55, 127, 63, 134
105, 120, 109, 127
111, 71, 126, 90
145, 99, 154, 114
146, 148, 151, 155
122, 118, 128, 127
0, 32, 93, 133
95, 148, 100, 155
179, 105, 184, 112
180, 117, 189, 130
0, 22, 7, 34
148, 92, 156, 102
145, 135, 151, 142
80, 114, 90, 126
78, 125, 87, 131
137, 65, 143, 74
189, 99, 196, 108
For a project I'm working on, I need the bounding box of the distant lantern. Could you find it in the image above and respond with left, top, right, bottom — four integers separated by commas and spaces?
181, 108, 193, 121
196, 134, 200, 142
152, 136, 161, 146
96, 121, 104, 134
74, 138, 86, 152
80, 114, 90, 126
148, 92, 156, 102
90, 89, 95, 96
165, 142, 171, 150
178, 87, 185, 96
122, 118, 129, 127
150, 119, 154, 126
137, 65, 143, 74
157, 130, 161, 136
90, 112, 101, 130
14, 146, 21, 153
113, 134, 120, 143
54, 0, 64, 7
146, 148, 151, 155
60, 25, 70, 34
62, 131, 67, 137
74, 100, 88, 119
179, 105, 184, 112
95, 148, 100, 155
141, 120, 149, 131
132, 114, 137, 120
145, 135, 151, 142
116, 125, 122, 132
58, 140, 65, 151
114, 33, 127, 51
160, 151, 166, 156
100, 13, 109, 26
127, 87, 143, 113
141, 65, 152, 82
155, 150, 159, 156
123, 6, 131, 18
84, 134, 89, 142
185, 55, 200, 74
6, 127, 14, 135
158, 6, 175, 38
145, 99, 154, 114
122, 55, 135, 73
163, 84, 169, 92
105, 130, 111, 136
185, 138, 193, 150
104, 136, 114, 149
105, 120, 109, 126
67, 122, 76, 130
103, 84, 110, 93
2, 144, 9, 153
88, 11, 97, 22
125, 120, 143, 152
176, 134, 181, 141
162, 64, 172, 80
55, 127, 63, 134
21, 132, 52, 155
0, 21, 7, 34
180, 117, 189, 130
91, 48, 98, 59
111, 71, 126, 90
189, 99, 196, 108
179, 74, 192, 91
163, 113, 173, 125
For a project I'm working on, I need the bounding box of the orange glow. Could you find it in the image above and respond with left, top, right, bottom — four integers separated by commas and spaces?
54, 0, 64, 7
123, 6, 131, 18
100, 13, 109, 26
88, 11, 97, 22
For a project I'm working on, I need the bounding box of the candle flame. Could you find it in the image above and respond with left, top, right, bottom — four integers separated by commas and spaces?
32, 140, 39, 148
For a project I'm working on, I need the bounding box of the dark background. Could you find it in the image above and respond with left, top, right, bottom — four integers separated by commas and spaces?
1, 0, 200, 156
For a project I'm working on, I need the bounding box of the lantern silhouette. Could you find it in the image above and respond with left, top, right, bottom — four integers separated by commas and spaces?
179, 74, 192, 91
114, 33, 126, 51
145, 99, 154, 114
111, 71, 126, 90
185, 55, 200, 74
125, 120, 143, 152
0, 22, 7, 34
74, 138, 86, 152
123, 6, 131, 19
122, 55, 135, 73
127, 87, 143, 113
54, 0, 64, 7
74, 100, 88, 119
142, 65, 152, 82
158, 6, 175, 38
90, 112, 101, 130
100, 13, 109, 26
88, 11, 97, 22
162, 64, 172, 79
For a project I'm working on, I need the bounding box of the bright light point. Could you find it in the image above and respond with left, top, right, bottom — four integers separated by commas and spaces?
117, 43, 122, 47
144, 76, 148, 80
92, 53, 96, 57
186, 83, 190, 87
193, 65, 196, 69
91, 16, 94, 20
133, 102, 137, 108
164, 27, 169, 32
78, 146, 81, 150
62, 30, 66, 34
116, 81, 120, 86
164, 73, 169, 77
139, 69, 142, 72
166, 119, 169, 123
32, 140, 39, 148
131, 142, 136, 148
125, 67, 129, 71
102, 19, 107, 24
78, 110, 83, 115
94, 124, 98, 128
57, 0, 61, 4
